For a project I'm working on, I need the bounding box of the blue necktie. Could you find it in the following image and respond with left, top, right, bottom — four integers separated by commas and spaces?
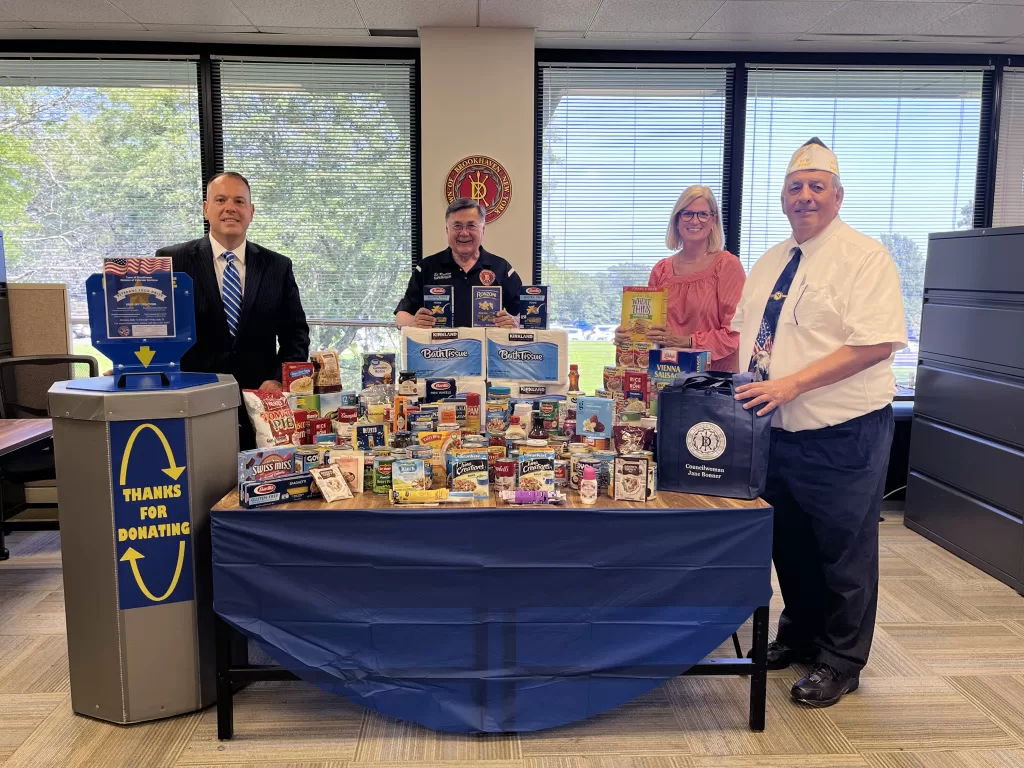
748, 247, 802, 382
222, 251, 242, 337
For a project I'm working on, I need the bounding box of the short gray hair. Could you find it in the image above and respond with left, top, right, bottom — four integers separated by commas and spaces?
445, 198, 486, 221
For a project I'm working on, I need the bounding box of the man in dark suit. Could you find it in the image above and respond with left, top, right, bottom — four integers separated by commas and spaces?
157, 172, 309, 449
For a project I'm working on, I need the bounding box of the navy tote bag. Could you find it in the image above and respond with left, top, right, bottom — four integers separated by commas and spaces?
656, 372, 772, 500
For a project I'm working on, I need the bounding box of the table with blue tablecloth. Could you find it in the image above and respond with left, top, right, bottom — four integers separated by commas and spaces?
210, 489, 773, 736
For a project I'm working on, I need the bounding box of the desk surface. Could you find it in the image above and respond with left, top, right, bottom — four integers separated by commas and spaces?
213, 487, 769, 513
0, 419, 52, 457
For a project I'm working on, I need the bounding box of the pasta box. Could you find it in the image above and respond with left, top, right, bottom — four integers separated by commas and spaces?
240, 472, 317, 508
423, 285, 453, 328
519, 285, 548, 329
472, 286, 502, 327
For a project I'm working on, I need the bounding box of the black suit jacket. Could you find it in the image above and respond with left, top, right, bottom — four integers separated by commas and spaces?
158, 236, 310, 397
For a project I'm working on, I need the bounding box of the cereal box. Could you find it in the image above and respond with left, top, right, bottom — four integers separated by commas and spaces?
472, 286, 502, 327
328, 449, 364, 493
448, 452, 489, 498
282, 362, 315, 393
361, 353, 396, 389
393, 459, 429, 494
237, 447, 298, 499
519, 285, 548, 330
577, 397, 614, 439
424, 285, 453, 328
621, 286, 667, 342
517, 451, 554, 492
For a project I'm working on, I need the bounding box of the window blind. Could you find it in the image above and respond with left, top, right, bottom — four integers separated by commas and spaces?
217, 58, 414, 325
994, 68, 1024, 227
538, 65, 729, 331
742, 67, 983, 390
0, 58, 202, 316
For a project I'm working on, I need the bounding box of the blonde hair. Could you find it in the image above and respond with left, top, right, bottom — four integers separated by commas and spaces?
665, 185, 724, 253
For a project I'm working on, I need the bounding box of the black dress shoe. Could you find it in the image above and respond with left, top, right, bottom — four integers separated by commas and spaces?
748, 641, 815, 670
791, 663, 859, 707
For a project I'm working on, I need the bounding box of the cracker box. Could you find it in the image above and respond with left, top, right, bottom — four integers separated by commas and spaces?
282, 362, 315, 393
241, 472, 317, 508
519, 285, 548, 330
448, 452, 489, 498
517, 451, 555, 492
621, 286, 667, 342
328, 449, 364, 493
472, 286, 502, 327
361, 353, 396, 389
237, 447, 298, 499
423, 285, 454, 328
577, 397, 614, 439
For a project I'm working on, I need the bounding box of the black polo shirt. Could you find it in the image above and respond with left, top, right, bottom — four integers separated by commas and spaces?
395, 247, 523, 328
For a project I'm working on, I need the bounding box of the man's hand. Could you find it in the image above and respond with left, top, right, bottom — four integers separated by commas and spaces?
735, 376, 802, 416
647, 325, 690, 348
413, 308, 437, 328
259, 380, 283, 393
495, 310, 519, 329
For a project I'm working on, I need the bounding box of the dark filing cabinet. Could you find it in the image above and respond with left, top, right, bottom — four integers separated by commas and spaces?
905, 226, 1024, 595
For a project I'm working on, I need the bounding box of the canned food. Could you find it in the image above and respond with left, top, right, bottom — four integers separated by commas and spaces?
373, 457, 394, 494
363, 454, 375, 489
562, 419, 576, 440
593, 450, 617, 496
648, 460, 658, 500
554, 459, 568, 489
568, 442, 590, 455
494, 458, 517, 493
462, 435, 488, 449
539, 399, 560, 431
391, 430, 415, 449
336, 406, 358, 424
570, 456, 601, 491
585, 437, 611, 451
390, 448, 411, 460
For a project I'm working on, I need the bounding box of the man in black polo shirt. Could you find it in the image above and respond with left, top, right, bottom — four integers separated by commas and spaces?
395, 198, 522, 329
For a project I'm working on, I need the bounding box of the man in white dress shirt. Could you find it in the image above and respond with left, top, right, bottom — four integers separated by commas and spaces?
733, 138, 908, 707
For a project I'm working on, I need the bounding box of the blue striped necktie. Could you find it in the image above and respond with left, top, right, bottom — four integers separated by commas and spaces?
222, 251, 242, 337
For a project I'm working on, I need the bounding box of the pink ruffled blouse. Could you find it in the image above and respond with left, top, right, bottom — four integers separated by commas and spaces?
647, 250, 746, 372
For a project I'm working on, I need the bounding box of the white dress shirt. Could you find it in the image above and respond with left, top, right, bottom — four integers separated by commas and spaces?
209, 234, 247, 296
734, 216, 908, 432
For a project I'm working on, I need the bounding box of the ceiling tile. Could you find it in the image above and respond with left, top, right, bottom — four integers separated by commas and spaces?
479, 0, 602, 29
108, 0, 251, 26
699, 0, 847, 34
230, 0, 363, 30
692, 31, 804, 39
919, 3, 1024, 35
536, 29, 587, 38
29, 20, 145, 28
589, 0, 724, 33
903, 33, 1018, 42
973, 0, 1024, 5
0, 20, 31, 27
256, 26, 368, 35
808, 1, 967, 34
140, 23, 257, 32
0, 0, 135, 23
354, 0, 476, 28
585, 30, 697, 38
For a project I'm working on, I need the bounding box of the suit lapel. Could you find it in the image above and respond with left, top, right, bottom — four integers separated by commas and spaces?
193, 237, 225, 314
238, 241, 264, 329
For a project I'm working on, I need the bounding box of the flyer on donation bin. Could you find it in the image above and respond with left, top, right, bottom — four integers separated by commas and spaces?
103, 257, 176, 339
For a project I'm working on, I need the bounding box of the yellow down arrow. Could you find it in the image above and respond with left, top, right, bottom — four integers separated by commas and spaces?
120, 541, 186, 602
135, 345, 155, 367
118, 423, 185, 485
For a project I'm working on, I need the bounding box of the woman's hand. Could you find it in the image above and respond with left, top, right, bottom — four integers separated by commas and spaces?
614, 326, 630, 345
647, 325, 691, 348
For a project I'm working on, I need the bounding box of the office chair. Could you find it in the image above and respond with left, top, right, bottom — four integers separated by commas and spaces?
0, 354, 98, 560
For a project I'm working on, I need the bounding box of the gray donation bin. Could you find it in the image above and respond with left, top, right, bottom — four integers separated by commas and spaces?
48, 375, 239, 723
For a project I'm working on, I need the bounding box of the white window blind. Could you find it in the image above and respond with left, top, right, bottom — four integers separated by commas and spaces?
742, 67, 983, 390
994, 68, 1024, 227
0, 58, 202, 316
539, 65, 728, 331
218, 59, 414, 330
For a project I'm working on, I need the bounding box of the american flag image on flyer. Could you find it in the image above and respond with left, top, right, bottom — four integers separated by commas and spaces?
103, 257, 176, 341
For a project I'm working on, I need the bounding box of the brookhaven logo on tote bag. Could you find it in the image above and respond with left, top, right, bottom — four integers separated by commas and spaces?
656, 372, 772, 500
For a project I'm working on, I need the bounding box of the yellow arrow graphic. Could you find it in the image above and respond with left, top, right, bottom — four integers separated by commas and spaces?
118, 423, 186, 484
120, 541, 186, 602
135, 345, 156, 367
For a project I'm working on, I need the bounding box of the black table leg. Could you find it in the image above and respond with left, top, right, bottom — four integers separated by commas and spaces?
748, 605, 769, 731
216, 614, 235, 740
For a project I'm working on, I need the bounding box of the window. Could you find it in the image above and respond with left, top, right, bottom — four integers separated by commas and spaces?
994, 68, 1024, 227
218, 58, 414, 384
742, 67, 984, 390
538, 65, 728, 391
0, 57, 203, 364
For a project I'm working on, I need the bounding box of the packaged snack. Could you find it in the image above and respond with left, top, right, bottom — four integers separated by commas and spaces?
448, 452, 489, 497
615, 344, 635, 369
282, 361, 315, 394
243, 389, 300, 447
519, 285, 548, 330
418, 429, 461, 477
423, 285, 454, 328
603, 366, 624, 394
310, 465, 353, 502
237, 447, 298, 499
621, 286, 667, 342
500, 490, 565, 505
613, 456, 648, 501
632, 341, 654, 371
614, 424, 654, 454
391, 488, 472, 504
425, 377, 457, 402
362, 353, 396, 389
472, 286, 502, 327
312, 350, 342, 393
392, 458, 428, 493
286, 393, 321, 419
576, 397, 614, 439
328, 449, 364, 493
355, 423, 388, 451
518, 451, 554, 492
240, 473, 316, 508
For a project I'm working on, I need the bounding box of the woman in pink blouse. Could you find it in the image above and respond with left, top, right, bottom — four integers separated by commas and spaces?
616, 185, 746, 372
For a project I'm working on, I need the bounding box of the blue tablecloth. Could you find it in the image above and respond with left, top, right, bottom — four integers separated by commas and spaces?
211, 502, 773, 733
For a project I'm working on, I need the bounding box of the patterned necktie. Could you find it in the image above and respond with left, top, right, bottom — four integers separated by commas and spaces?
222, 251, 243, 337
748, 247, 802, 382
